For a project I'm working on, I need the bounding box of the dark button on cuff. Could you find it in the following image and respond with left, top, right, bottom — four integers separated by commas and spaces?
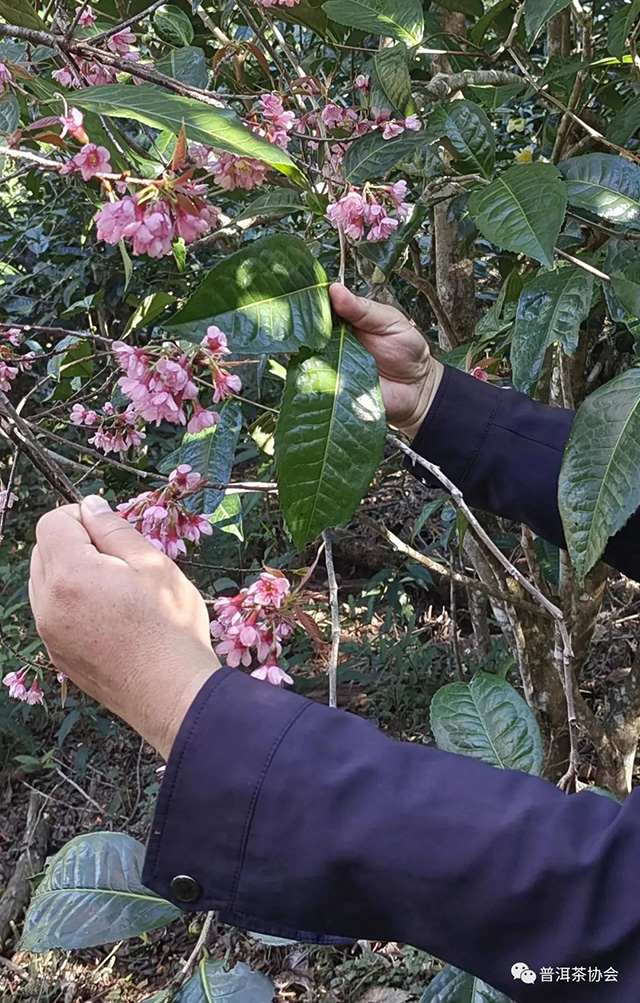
170, 874, 202, 904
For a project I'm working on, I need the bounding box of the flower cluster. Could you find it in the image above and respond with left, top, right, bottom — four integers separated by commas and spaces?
3, 670, 44, 706
62, 143, 112, 181
379, 113, 421, 141
326, 181, 411, 242
70, 401, 146, 454
0, 340, 36, 390
118, 464, 213, 558
210, 571, 295, 686
111, 325, 238, 431
95, 181, 221, 258
53, 62, 117, 88
0, 60, 13, 92
252, 0, 300, 6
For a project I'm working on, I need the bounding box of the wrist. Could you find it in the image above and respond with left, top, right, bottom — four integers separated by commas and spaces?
398, 360, 444, 440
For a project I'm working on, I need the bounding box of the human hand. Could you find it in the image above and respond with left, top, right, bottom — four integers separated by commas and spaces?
329, 283, 443, 440
29, 497, 220, 759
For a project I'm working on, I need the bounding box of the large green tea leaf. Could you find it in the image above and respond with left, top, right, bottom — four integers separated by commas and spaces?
430, 671, 544, 774
153, 4, 195, 46
468, 163, 566, 266
524, 0, 571, 43
275, 326, 386, 548
369, 43, 413, 117
0, 0, 45, 30
156, 47, 208, 89
559, 369, 640, 577
559, 154, 640, 229
21, 833, 180, 951
420, 965, 512, 1003
322, 0, 424, 44
74, 85, 304, 186
343, 128, 431, 184
511, 265, 593, 393
607, 0, 640, 59
167, 235, 332, 353
175, 961, 274, 1003
428, 100, 495, 179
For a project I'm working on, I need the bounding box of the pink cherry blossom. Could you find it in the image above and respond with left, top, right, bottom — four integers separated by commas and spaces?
355, 74, 370, 94
82, 61, 118, 86
173, 202, 221, 244
404, 114, 421, 131
0, 359, 19, 391
78, 5, 96, 25
212, 367, 242, 403
471, 366, 490, 382
382, 121, 405, 140
3, 669, 28, 700
3, 327, 22, 346
187, 402, 220, 434
321, 103, 346, 129
25, 678, 44, 705
60, 107, 88, 142
107, 28, 137, 56
127, 200, 174, 258
368, 212, 399, 242
259, 93, 297, 134
202, 326, 230, 356
247, 572, 291, 609
71, 143, 112, 181
326, 190, 367, 241
118, 465, 213, 559
211, 153, 269, 191
253, 0, 299, 6
52, 66, 77, 88
0, 61, 13, 91
95, 196, 140, 244
251, 661, 294, 686
70, 403, 99, 425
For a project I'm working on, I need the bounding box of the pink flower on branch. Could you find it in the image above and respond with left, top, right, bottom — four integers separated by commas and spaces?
327, 182, 413, 243
0, 61, 13, 91
210, 153, 269, 191
0, 359, 19, 391
117, 464, 213, 559
3, 670, 44, 705
107, 28, 137, 56
69, 143, 112, 181
78, 5, 96, 26
60, 107, 88, 143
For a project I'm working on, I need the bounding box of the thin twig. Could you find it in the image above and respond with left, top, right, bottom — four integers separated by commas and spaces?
0, 392, 82, 503
0, 448, 20, 543
90, 0, 167, 43
179, 912, 216, 983
322, 530, 340, 709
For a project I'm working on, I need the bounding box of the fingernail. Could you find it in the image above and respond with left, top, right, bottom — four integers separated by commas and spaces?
82, 495, 111, 515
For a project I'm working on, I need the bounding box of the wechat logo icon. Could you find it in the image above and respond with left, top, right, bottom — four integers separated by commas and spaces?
512, 963, 538, 984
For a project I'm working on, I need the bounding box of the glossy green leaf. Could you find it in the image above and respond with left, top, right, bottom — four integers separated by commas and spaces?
428, 100, 495, 179
0, 0, 45, 30
210, 494, 243, 540
73, 85, 304, 186
511, 265, 593, 393
275, 326, 386, 549
467, 83, 526, 111
468, 163, 567, 267
21, 832, 180, 952
123, 291, 175, 336
161, 401, 242, 515
559, 369, 640, 577
469, 0, 513, 44
611, 260, 640, 318
559, 154, 640, 230
232, 190, 305, 223
0, 93, 20, 135
156, 47, 208, 89
607, 100, 640, 147
167, 235, 332, 353
322, 0, 424, 45
370, 43, 413, 117
604, 238, 640, 333
420, 965, 512, 1003
175, 961, 274, 1003
276, 0, 334, 38
343, 128, 431, 184
153, 4, 195, 46
430, 671, 544, 774
524, 0, 571, 43
607, 0, 640, 60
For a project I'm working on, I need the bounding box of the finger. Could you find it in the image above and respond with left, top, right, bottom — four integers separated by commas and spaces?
36, 505, 94, 572
29, 544, 45, 615
80, 495, 166, 567
329, 283, 406, 334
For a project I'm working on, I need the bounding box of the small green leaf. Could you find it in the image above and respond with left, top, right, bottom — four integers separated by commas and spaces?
430, 671, 544, 774
369, 43, 413, 118
0, 93, 20, 135
153, 4, 195, 46
166, 235, 332, 354
210, 494, 243, 540
0, 0, 45, 30
21, 833, 180, 952
468, 163, 567, 267
524, 0, 571, 43
420, 965, 512, 1003
559, 154, 640, 230
607, 0, 640, 60
611, 260, 640, 318
606, 100, 640, 147
510, 265, 593, 393
123, 292, 175, 336
232, 190, 305, 223
559, 369, 640, 578
322, 0, 424, 44
427, 100, 495, 179
175, 960, 274, 1003
469, 0, 513, 44
156, 47, 208, 89
343, 128, 430, 184
275, 326, 386, 549
74, 85, 304, 187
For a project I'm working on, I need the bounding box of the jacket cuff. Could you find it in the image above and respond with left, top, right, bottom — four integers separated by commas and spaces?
142, 666, 312, 912
403, 365, 500, 491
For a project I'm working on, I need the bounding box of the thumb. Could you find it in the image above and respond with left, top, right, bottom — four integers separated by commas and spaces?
329, 283, 407, 334
81, 495, 163, 565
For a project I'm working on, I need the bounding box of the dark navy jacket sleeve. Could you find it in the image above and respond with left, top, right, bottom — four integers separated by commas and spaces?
142, 364, 640, 1002
406, 364, 640, 580
144, 666, 640, 1001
